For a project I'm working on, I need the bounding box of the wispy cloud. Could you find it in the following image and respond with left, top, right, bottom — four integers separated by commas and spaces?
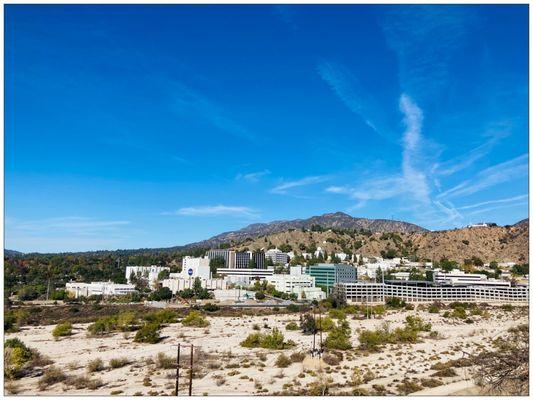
236, 169, 271, 183
165, 205, 259, 218
173, 83, 256, 142
317, 61, 391, 141
432, 123, 512, 177
270, 175, 329, 195
7, 216, 130, 236
438, 154, 528, 199
457, 194, 528, 211
381, 5, 475, 100
465, 201, 528, 217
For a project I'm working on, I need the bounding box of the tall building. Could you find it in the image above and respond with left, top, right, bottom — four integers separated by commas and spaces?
235, 252, 250, 269
265, 248, 289, 265
206, 249, 236, 268
252, 251, 266, 269
307, 263, 357, 292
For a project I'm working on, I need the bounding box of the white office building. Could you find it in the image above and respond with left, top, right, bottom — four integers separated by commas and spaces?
125, 265, 170, 289
217, 267, 275, 285
162, 277, 227, 294
66, 281, 136, 298
180, 256, 211, 280
265, 248, 289, 265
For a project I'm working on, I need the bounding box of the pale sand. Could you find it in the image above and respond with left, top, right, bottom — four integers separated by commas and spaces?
5, 307, 527, 396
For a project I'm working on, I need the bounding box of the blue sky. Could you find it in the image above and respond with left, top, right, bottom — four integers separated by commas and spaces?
6, 5, 529, 252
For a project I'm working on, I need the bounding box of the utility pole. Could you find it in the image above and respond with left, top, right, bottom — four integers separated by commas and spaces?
175, 343, 181, 396
188, 344, 194, 396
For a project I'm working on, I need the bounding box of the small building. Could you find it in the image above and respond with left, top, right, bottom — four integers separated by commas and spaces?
216, 267, 275, 285
162, 277, 227, 294
66, 281, 136, 298
125, 265, 170, 289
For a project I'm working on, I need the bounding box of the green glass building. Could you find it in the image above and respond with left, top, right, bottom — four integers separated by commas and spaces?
307, 263, 357, 293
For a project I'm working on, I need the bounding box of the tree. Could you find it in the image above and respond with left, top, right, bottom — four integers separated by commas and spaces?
255, 291, 266, 300
209, 257, 225, 277
149, 287, 172, 301
193, 277, 202, 295
248, 258, 257, 269
473, 324, 528, 395
157, 270, 170, 280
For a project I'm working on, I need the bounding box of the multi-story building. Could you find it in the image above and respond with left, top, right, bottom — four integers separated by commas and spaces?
125, 265, 170, 289
216, 267, 275, 285
180, 256, 211, 280
335, 281, 528, 303
206, 249, 236, 268
265, 270, 325, 300
265, 248, 289, 265
307, 263, 357, 292
433, 269, 488, 286
235, 252, 250, 269
66, 281, 136, 298
252, 251, 266, 269
162, 277, 227, 294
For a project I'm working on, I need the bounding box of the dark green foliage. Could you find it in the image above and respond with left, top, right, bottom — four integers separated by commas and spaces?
149, 287, 172, 301
52, 322, 73, 338
134, 323, 160, 344
385, 297, 406, 308
203, 302, 220, 312
241, 328, 294, 349
324, 320, 352, 350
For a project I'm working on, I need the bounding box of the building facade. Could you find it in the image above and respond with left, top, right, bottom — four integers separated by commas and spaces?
66, 281, 136, 298
265, 248, 289, 265
162, 278, 227, 294
180, 256, 211, 280
125, 265, 170, 289
335, 282, 529, 303
307, 263, 357, 291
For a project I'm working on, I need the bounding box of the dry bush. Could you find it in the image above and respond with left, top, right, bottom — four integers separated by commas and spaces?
65, 374, 104, 390
275, 354, 292, 368
155, 352, 175, 369
289, 352, 306, 363
37, 366, 67, 391
109, 357, 130, 369
87, 358, 105, 373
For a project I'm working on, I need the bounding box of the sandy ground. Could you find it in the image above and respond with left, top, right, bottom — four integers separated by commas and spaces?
5, 306, 527, 396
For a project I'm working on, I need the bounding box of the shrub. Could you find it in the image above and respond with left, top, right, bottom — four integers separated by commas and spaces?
143, 309, 178, 324
397, 379, 423, 394
109, 358, 130, 369
275, 354, 292, 368
155, 352, 176, 369
431, 368, 457, 378
87, 316, 117, 336
289, 352, 306, 363
428, 303, 441, 313
451, 307, 467, 319
52, 322, 73, 339
385, 297, 406, 308
316, 316, 335, 332
149, 287, 173, 301
86, 358, 105, 373
285, 322, 299, 331
405, 315, 431, 332
37, 366, 67, 390
203, 303, 220, 312
328, 309, 346, 320
241, 328, 294, 350
300, 314, 317, 334
322, 352, 341, 366
182, 311, 209, 327
116, 312, 139, 331
134, 323, 161, 344
65, 374, 104, 390
501, 304, 514, 312
255, 292, 266, 300
324, 320, 352, 350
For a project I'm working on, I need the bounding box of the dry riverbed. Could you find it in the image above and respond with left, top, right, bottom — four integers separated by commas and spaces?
5, 306, 527, 396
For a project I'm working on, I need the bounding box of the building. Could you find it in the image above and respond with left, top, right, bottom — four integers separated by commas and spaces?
217, 267, 275, 285
206, 249, 236, 268
266, 270, 325, 300
314, 247, 325, 259
433, 269, 511, 287
335, 282, 528, 303
180, 256, 211, 280
235, 252, 250, 269
307, 263, 357, 291
265, 248, 289, 265
252, 251, 266, 269
125, 265, 170, 289
213, 288, 255, 302
66, 281, 136, 298
162, 277, 227, 294
390, 271, 411, 281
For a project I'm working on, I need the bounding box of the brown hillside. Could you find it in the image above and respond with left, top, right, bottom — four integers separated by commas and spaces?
235, 221, 529, 264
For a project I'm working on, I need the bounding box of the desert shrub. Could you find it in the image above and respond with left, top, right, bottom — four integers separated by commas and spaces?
52, 322, 73, 339
116, 312, 139, 331
501, 304, 514, 312
421, 378, 442, 388
372, 305, 386, 315
241, 328, 294, 350
285, 321, 299, 331
385, 297, 406, 308
255, 291, 266, 300
275, 354, 292, 368
289, 352, 306, 363
324, 320, 352, 350
405, 315, 431, 332
182, 311, 209, 327
203, 303, 220, 312
396, 379, 423, 394
4, 339, 33, 379
87, 358, 105, 373
252, 323, 260, 331
358, 327, 390, 351
149, 287, 173, 301
351, 367, 374, 386
65, 374, 104, 390
322, 352, 340, 366
134, 323, 161, 344
328, 309, 346, 320
87, 316, 118, 336
316, 316, 335, 332
143, 309, 178, 324
300, 314, 317, 334
451, 307, 467, 319
428, 303, 441, 313
155, 352, 176, 369
109, 358, 130, 369
431, 368, 457, 377
37, 366, 67, 390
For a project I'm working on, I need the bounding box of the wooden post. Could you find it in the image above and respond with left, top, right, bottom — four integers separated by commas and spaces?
188, 345, 194, 396
175, 343, 181, 396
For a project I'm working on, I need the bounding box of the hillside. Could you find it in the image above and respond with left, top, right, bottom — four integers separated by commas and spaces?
184, 212, 427, 250
233, 219, 529, 264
